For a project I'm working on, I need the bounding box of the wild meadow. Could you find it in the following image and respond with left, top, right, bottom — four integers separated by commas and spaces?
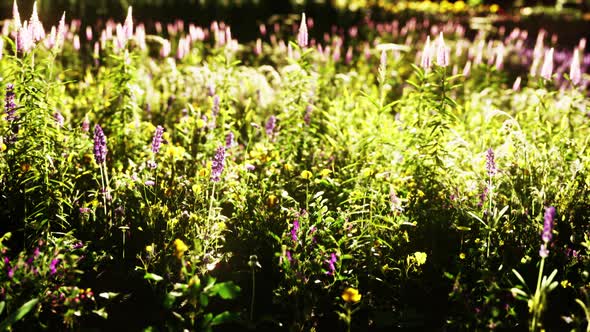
0, 1, 589, 331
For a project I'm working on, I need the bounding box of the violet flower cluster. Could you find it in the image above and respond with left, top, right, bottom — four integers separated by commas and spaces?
210, 145, 226, 182
93, 124, 107, 164
4, 84, 16, 121
539, 206, 556, 258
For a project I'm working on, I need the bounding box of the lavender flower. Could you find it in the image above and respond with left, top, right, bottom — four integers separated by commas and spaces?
4, 84, 16, 121
151, 125, 164, 154
570, 48, 581, 86
512, 76, 522, 91
212, 95, 220, 117
297, 13, 308, 48
291, 219, 300, 242
485, 148, 497, 177
210, 145, 226, 182
541, 206, 556, 243
82, 116, 90, 132
145, 180, 155, 186
326, 253, 337, 275
93, 124, 107, 164
436, 32, 449, 67
420, 36, 432, 71
49, 258, 60, 275
225, 131, 235, 148
540, 48, 554, 80
265, 115, 276, 136
54, 111, 64, 127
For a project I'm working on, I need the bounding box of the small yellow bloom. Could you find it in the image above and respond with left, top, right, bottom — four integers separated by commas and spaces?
413, 252, 427, 266
173, 239, 189, 259
21, 163, 31, 172
489, 4, 499, 13
341, 287, 362, 303
267, 194, 278, 207
0, 143, 6, 152
300, 170, 313, 180
319, 169, 332, 177
560, 280, 571, 288
459, 253, 466, 260
283, 164, 293, 172
146, 245, 154, 253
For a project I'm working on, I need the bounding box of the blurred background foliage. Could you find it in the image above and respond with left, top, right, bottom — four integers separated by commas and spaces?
2, 0, 589, 23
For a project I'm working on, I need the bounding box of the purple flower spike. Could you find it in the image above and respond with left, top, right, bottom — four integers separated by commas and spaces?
485, 148, 497, 177
49, 258, 60, 275
151, 125, 164, 154
225, 132, 235, 148
265, 115, 276, 136
211, 145, 226, 182
326, 253, 337, 275
93, 124, 107, 164
542, 206, 556, 243
212, 95, 220, 117
291, 219, 300, 242
297, 13, 308, 48
4, 84, 16, 121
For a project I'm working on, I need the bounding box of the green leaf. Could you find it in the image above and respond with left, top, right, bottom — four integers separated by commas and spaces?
0, 298, 39, 330
0, 301, 5, 315
208, 282, 241, 300
211, 311, 238, 326
144, 273, 163, 282
93, 308, 108, 319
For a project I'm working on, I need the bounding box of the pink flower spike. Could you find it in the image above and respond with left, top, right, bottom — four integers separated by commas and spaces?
436, 32, 448, 67
569, 48, 581, 86
540, 47, 554, 81
420, 36, 432, 71
29, 1, 45, 42
512, 76, 521, 91
297, 13, 308, 48
124, 6, 133, 39
55, 13, 66, 49
13, 0, 21, 30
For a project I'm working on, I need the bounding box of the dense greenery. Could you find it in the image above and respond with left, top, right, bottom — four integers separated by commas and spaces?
0, 2, 589, 331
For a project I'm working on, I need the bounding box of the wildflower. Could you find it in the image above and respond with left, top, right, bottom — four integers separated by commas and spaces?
225, 132, 235, 148
540, 48, 554, 80
144, 180, 155, 186
151, 125, 164, 154
265, 115, 276, 136
436, 32, 449, 67
291, 219, 299, 242
420, 36, 432, 71
512, 76, 522, 91
326, 253, 337, 275
5, 84, 17, 121
462, 60, 471, 77
569, 48, 581, 86
297, 13, 308, 48
210, 145, 226, 182
79, 207, 91, 214
413, 252, 427, 266
212, 95, 220, 117
539, 244, 549, 258
541, 206, 556, 243
173, 239, 188, 259
342, 287, 362, 303
13, 0, 21, 30
93, 124, 107, 164
16, 23, 32, 54
300, 170, 313, 180
485, 148, 497, 177
124, 6, 134, 39
49, 258, 60, 275
55, 13, 66, 49
82, 116, 90, 132
54, 111, 64, 127
267, 194, 278, 207
29, 2, 45, 42
160, 40, 171, 58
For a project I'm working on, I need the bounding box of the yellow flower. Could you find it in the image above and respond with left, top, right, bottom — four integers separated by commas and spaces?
560, 280, 572, 288
319, 169, 332, 177
0, 143, 6, 152
300, 170, 313, 180
283, 164, 293, 172
267, 194, 278, 207
459, 252, 466, 260
173, 239, 188, 259
489, 4, 499, 13
341, 287, 362, 303
146, 245, 154, 253
413, 252, 427, 266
